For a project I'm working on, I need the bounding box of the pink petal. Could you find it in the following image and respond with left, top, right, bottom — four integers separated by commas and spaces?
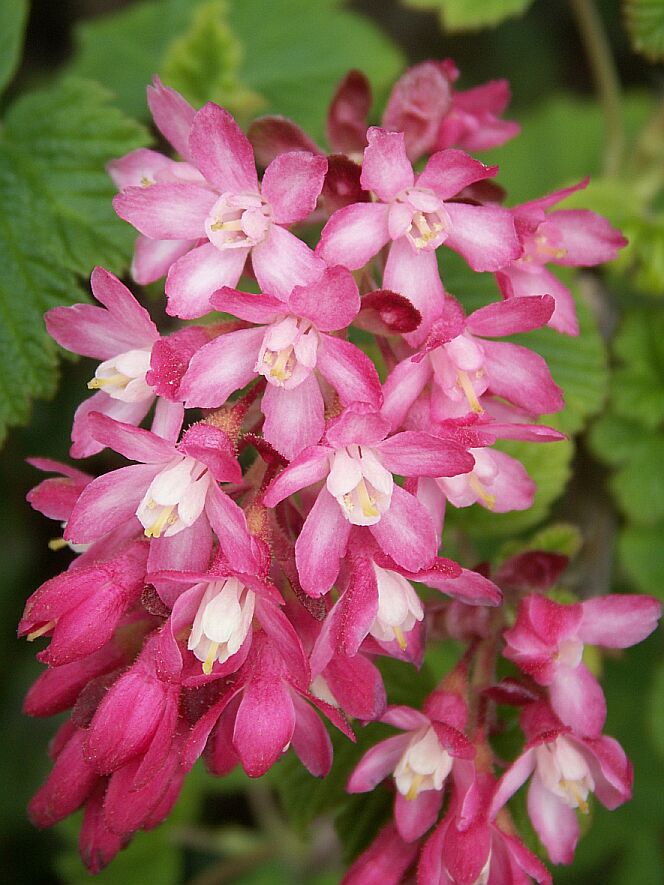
262, 151, 327, 224
205, 483, 258, 573
467, 295, 554, 337
29, 729, 98, 827
375, 431, 474, 478
178, 423, 241, 482
262, 374, 325, 460
324, 652, 387, 721
581, 734, 632, 809
248, 115, 322, 166
87, 413, 174, 463
262, 445, 330, 506
384, 239, 444, 345
70, 393, 153, 460
496, 266, 579, 336
417, 149, 497, 201
255, 600, 310, 689
325, 408, 390, 448
489, 747, 536, 818
65, 464, 156, 544
425, 566, 502, 606
578, 595, 661, 648
361, 127, 414, 202
289, 265, 360, 331
317, 201, 391, 270
188, 102, 258, 193
550, 663, 606, 738
252, 224, 325, 299
347, 733, 411, 792
165, 242, 247, 319
395, 789, 443, 842
382, 62, 452, 162
381, 356, 432, 431
131, 235, 194, 285
327, 69, 371, 153
113, 183, 214, 239
344, 823, 419, 885
295, 488, 351, 596
179, 326, 264, 408
147, 76, 196, 161
542, 209, 627, 266
482, 340, 564, 415
381, 705, 430, 730
290, 693, 333, 777
210, 286, 283, 323
233, 678, 296, 777
527, 774, 578, 865
370, 485, 438, 572
502, 832, 553, 885
150, 398, 184, 443
482, 449, 536, 513
445, 202, 521, 271
317, 335, 383, 409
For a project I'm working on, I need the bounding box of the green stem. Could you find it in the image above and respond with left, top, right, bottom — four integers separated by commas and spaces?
569, 0, 625, 176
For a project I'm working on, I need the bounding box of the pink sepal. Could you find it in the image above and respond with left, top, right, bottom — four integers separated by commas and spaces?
347, 733, 411, 793
327, 69, 371, 154
395, 788, 443, 842
79, 783, 128, 873
113, 182, 215, 239
361, 128, 414, 201
188, 102, 258, 193
342, 823, 418, 885
578, 595, 661, 648
29, 726, 99, 827
261, 151, 327, 224
147, 76, 196, 161
248, 115, 321, 166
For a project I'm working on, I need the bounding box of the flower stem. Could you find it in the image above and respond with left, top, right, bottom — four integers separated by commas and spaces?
569, 0, 625, 176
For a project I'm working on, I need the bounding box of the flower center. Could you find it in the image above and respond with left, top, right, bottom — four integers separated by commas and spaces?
395, 186, 451, 252
206, 191, 272, 250
136, 455, 211, 539
327, 444, 393, 527
536, 738, 595, 813
188, 577, 255, 674
255, 316, 318, 389
370, 563, 424, 649
87, 348, 153, 402
393, 726, 453, 799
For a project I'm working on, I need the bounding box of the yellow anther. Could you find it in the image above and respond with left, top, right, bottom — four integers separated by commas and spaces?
469, 474, 496, 510
145, 505, 175, 539
393, 626, 408, 651
140, 176, 154, 188
560, 779, 589, 814
48, 537, 69, 551
457, 371, 484, 414
87, 373, 129, 391
412, 212, 443, 249
406, 774, 424, 800
357, 479, 379, 518
27, 620, 56, 642
210, 219, 243, 232
342, 493, 354, 513
202, 641, 220, 675
535, 236, 567, 261
269, 346, 294, 382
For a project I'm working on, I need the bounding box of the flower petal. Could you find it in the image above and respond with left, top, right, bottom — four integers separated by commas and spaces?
252, 225, 325, 299
188, 102, 258, 192
361, 128, 414, 201
417, 149, 497, 201
482, 340, 564, 415
445, 202, 521, 271
289, 265, 360, 331
262, 374, 325, 460
317, 335, 383, 408
370, 485, 438, 572
527, 774, 578, 865
578, 595, 661, 648
147, 76, 196, 161
295, 488, 351, 596
262, 151, 327, 224
179, 327, 264, 408
113, 183, 215, 239
317, 202, 391, 271
233, 678, 296, 777
166, 243, 247, 319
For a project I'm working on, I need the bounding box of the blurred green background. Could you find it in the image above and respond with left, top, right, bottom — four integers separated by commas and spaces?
2, 0, 664, 882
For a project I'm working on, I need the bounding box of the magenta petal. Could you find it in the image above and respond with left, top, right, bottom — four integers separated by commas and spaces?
295, 488, 351, 596
252, 225, 325, 299
375, 431, 474, 478
248, 115, 322, 166
317, 202, 391, 270
65, 464, 156, 544
383, 62, 452, 162
489, 747, 536, 818
179, 326, 264, 408
325, 653, 387, 721
87, 413, 174, 463
289, 265, 360, 332
233, 678, 296, 777
381, 356, 432, 430
148, 519, 213, 607
131, 235, 194, 285
262, 151, 327, 224
317, 335, 383, 409
395, 789, 443, 842
70, 393, 153, 460
384, 239, 444, 345
335, 554, 379, 656
550, 664, 606, 738
482, 340, 564, 415
147, 76, 196, 161
29, 729, 98, 827
417, 148, 496, 201
262, 374, 325, 460
542, 209, 627, 266
496, 266, 579, 336
345, 823, 419, 885
210, 286, 282, 323
290, 693, 333, 777
426, 566, 502, 606
179, 423, 242, 483
189, 102, 258, 193
327, 69, 371, 153
183, 690, 238, 770
361, 128, 414, 202
166, 242, 247, 319
579, 595, 661, 648
445, 202, 521, 271
205, 483, 257, 573
370, 485, 438, 572
581, 734, 632, 809
113, 183, 214, 239
255, 600, 309, 689
467, 295, 554, 337
347, 734, 410, 792
527, 774, 578, 865
262, 446, 330, 506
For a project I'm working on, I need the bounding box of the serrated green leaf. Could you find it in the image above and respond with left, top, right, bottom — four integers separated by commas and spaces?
70, 0, 404, 143
4, 78, 149, 276
0, 0, 28, 96
609, 433, 664, 525
525, 522, 583, 558
619, 521, 664, 597
401, 0, 533, 31
161, 0, 264, 124
609, 309, 664, 430
625, 0, 664, 62
589, 414, 648, 466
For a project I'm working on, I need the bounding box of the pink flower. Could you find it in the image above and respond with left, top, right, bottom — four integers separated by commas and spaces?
177, 263, 382, 458
496, 179, 628, 335
490, 700, 632, 865
503, 592, 661, 736
113, 99, 327, 318
263, 408, 474, 596
342, 823, 419, 885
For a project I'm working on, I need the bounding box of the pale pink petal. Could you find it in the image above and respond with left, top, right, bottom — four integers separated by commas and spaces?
496, 266, 579, 336
370, 485, 438, 571
150, 398, 184, 443
483, 449, 535, 513
489, 748, 536, 818
382, 61, 452, 162
188, 102, 258, 193
360, 128, 414, 202
86, 413, 174, 463
107, 147, 178, 188
550, 664, 606, 738
248, 115, 322, 166
113, 183, 215, 239
482, 340, 564, 415
425, 566, 502, 606
290, 693, 333, 777
262, 446, 330, 506
380, 705, 430, 730
581, 735, 632, 809
317, 335, 383, 408
444, 202, 521, 271
317, 202, 390, 271
262, 374, 325, 460
467, 295, 554, 337
205, 483, 257, 573
252, 225, 325, 299
527, 774, 578, 865
327, 69, 371, 154
147, 76, 196, 160
375, 431, 474, 478
289, 265, 360, 331
384, 239, 444, 345
64, 465, 155, 543
417, 149, 497, 200
233, 679, 296, 776
210, 286, 283, 323
325, 409, 390, 448
165, 242, 247, 319
542, 210, 627, 266
381, 356, 432, 431
179, 327, 264, 408
295, 488, 351, 596
131, 236, 194, 286
579, 595, 661, 648
70, 394, 153, 459
148, 518, 213, 606
262, 151, 327, 224
395, 789, 443, 842
347, 734, 411, 792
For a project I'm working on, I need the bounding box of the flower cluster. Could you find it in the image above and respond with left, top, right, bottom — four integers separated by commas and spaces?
20, 60, 657, 880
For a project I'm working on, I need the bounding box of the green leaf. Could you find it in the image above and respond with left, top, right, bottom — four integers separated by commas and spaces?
589, 414, 648, 467
647, 659, 664, 763
401, 0, 533, 32
499, 522, 583, 561
70, 0, 404, 142
0, 0, 28, 96
609, 433, 664, 526
619, 521, 664, 597
624, 0, 664, 62
161, 0, 264, 124
609, 309, 664, 431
